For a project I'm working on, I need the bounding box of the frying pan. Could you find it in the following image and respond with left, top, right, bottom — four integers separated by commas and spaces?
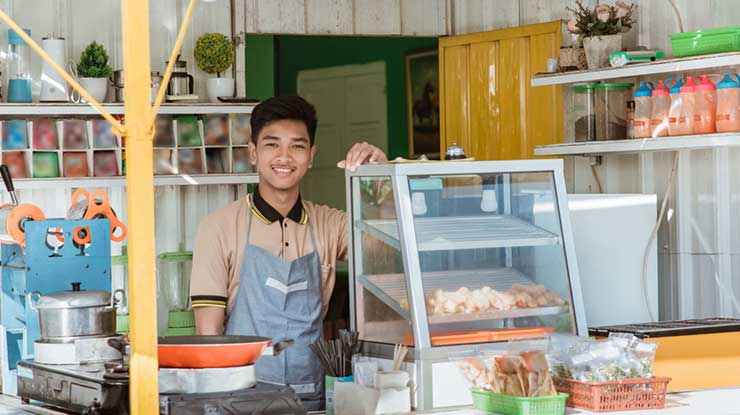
158, 335, 293, 368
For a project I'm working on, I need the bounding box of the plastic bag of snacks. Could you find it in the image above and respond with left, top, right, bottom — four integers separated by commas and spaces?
457, 351, 557, 398
547, 334, 659, 382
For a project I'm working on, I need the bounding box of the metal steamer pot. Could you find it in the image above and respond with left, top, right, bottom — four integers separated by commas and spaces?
28, 282, 122, 342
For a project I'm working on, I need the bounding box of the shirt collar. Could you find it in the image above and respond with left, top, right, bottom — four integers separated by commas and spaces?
251, 186, 307, 225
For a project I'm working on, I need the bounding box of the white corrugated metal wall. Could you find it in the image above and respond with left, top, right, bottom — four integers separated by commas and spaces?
3, 0, 738, 320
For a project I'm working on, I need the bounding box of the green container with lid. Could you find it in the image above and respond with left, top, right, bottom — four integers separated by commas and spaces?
594, 82, 633, 141
572, 83, 598, 142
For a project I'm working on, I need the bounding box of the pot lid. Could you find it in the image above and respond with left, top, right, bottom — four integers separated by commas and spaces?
167, 60, 188, 68
445, 143, 466, 157
36, 282, 111, 308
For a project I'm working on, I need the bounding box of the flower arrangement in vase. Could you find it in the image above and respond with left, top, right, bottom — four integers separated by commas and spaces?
567, 0, 636, 69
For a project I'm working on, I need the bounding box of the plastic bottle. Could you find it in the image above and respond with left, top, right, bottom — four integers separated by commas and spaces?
650, 79, 671, 137
633, 81, 653, 139
677, 77, 698, 136
715, 73, 740, 133
667, 79, 684, 136
694, 75, 717, 134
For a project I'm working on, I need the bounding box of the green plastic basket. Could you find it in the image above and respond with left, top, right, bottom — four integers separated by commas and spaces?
472, 389, 567, 415
671, 27, 740, 57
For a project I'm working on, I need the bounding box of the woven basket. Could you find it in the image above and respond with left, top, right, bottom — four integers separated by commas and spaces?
553, 376, 671, 412
559, 47, 588, 71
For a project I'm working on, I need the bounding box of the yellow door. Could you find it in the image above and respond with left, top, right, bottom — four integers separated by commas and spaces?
440, 22, 562, 160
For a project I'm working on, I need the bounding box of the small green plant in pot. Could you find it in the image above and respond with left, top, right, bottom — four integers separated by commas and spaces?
76, 41, 113, 103
194, 33, 235, 102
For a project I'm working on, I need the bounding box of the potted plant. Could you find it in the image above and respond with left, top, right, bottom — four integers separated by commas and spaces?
194, 33, 235, 103
76, 41, 113, 103
567, 1, 636, 69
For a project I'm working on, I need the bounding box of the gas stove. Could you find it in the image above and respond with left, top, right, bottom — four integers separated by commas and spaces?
17, 360, 306, 415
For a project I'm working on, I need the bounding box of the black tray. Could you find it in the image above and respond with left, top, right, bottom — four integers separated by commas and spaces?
589, 317, 740, 338
160, 382, 306, 415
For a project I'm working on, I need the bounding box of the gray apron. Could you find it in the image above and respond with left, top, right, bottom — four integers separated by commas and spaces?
225, 195, 325, 411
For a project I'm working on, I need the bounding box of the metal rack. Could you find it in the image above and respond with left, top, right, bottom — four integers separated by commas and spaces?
357, 215, 561, 251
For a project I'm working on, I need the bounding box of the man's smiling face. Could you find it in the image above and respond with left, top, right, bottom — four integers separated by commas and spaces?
249, 119, 316, 192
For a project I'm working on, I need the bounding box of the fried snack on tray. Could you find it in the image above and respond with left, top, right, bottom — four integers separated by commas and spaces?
427, 284, 565, 316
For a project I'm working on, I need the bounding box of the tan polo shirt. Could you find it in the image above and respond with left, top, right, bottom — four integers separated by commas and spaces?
190, 189, 348, 318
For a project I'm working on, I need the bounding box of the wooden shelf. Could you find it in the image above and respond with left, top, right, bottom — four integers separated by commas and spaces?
0, 103, 255, 116
534, 133, 740, 156
11, 173, 259, 189
531, 52, 740, 87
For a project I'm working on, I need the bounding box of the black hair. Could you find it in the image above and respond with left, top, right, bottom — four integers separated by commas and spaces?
250, 95, 318, 146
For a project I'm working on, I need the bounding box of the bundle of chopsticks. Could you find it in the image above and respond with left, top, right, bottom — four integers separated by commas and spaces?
310, 330, 360, 377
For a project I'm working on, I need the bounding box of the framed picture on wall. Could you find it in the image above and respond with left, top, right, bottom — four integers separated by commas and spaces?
405, 49, 440, 159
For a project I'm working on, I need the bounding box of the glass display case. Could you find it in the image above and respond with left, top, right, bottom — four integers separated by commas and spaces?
346, 160, 586, 410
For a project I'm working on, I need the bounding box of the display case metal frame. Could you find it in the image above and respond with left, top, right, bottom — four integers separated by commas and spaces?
346, 160, 587, 410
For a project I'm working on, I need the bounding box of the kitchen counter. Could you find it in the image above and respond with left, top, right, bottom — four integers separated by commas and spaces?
0, 388, 738, 414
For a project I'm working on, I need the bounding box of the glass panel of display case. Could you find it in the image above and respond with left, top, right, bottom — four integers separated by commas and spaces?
352, 176, 413, 345
403, 172, 576, 346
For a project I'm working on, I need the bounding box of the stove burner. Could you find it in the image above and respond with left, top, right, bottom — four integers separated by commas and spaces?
18, 360, 307, 415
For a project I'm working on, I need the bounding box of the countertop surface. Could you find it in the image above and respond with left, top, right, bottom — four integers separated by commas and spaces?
0, 388, 738, 414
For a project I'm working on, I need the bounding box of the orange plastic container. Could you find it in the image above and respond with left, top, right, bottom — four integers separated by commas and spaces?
677, 77, 698, 135
667, 79, 684, 136
716, 73, 740, 133
633, 82, 653, 139
650, 80, 671, 137
553, 376, 671, 412
694, 75, 717, 134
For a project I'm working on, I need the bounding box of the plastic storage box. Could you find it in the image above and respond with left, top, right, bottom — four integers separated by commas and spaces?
472, 389, 567, 415
671, 27, 740, 57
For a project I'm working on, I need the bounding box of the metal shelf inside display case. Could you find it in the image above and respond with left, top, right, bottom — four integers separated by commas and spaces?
359, 268, 570, 325
357, 215, 562, 252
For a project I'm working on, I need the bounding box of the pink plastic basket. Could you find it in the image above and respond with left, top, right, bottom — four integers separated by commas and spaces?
553, 376, 671, 412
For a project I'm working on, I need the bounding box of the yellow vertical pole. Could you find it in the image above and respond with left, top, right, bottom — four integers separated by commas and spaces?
121, 0, 159, 413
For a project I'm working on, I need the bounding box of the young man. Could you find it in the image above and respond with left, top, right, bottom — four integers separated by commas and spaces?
190, 95, 386, 410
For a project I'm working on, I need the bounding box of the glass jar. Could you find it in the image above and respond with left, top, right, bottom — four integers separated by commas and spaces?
157, 245, 193, 312
593, 83, 633, 141
572, 84, 597, 141
7, 28, 32, 102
